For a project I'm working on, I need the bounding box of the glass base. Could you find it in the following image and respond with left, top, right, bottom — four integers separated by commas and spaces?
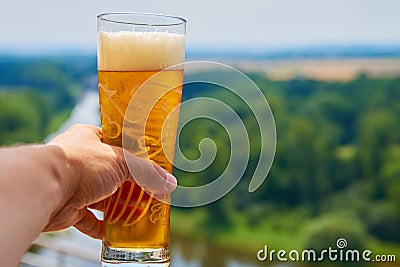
102, 246, 170, 266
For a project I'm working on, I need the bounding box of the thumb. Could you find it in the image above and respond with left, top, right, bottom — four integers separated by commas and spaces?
124, 151, 177, 196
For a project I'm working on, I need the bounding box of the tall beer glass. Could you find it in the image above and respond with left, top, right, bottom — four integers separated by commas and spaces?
97, 13, 186, 266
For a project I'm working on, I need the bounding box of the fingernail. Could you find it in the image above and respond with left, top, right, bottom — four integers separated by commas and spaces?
165, 173, 177, 191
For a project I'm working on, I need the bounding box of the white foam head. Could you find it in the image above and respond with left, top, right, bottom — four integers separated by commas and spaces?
98, 31, 185, 71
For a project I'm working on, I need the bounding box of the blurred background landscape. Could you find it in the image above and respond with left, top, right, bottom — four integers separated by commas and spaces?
1, 0, 399, 266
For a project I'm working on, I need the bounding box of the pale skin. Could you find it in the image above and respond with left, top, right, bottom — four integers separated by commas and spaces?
0, 124, 177, 266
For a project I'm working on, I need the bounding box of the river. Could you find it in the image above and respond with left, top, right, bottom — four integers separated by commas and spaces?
46, 90, 267, 267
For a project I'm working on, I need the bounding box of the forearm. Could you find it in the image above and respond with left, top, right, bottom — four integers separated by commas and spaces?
0, 145, 72, 266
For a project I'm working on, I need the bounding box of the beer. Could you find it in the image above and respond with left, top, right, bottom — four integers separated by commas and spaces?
98, 27, 185, 264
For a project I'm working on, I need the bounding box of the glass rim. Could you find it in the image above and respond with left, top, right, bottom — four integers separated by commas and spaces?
97, 12, 186, 27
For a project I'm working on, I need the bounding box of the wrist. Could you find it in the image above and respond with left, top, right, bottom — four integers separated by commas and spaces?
41, 144, 76, 216
5, 144, 77, 221
0, 145, 74, 263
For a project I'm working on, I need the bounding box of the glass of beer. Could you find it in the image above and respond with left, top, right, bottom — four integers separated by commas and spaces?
97, 13, 186, 266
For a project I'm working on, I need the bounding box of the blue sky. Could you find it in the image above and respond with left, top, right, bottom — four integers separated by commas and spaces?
1, 0, 400, 52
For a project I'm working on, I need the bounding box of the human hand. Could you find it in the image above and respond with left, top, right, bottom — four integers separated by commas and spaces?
45, 124, 177, 239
